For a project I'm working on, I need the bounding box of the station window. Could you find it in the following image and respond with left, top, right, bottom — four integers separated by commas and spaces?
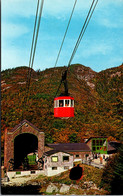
64, 166, 69, 170
75, 154, 79, 158
92, 146, 96, 151
16, 171, 21, 175
103, 146, 107, 151
96, 140, 99, 145
52, 167, 57, 170
63, 156, 69, 162
100, 140, 103, 145
51, 156, 58, 162
92, 140, 95, 145
31, 171, 35, 174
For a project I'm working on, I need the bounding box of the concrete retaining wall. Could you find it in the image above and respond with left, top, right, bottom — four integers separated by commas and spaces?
7, 170, 45, 179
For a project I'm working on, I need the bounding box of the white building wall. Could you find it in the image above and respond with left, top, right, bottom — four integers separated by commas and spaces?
44, 151, 74, 176
46, 166, 73, 177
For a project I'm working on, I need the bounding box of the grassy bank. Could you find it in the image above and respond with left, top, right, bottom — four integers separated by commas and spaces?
2, 164, 109, 195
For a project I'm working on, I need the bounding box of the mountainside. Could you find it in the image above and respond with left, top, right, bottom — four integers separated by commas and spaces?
1, 64, 123, 146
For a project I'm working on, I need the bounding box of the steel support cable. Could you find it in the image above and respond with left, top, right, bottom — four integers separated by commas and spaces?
25, 0, 44, 106
67, 0, 96, 68
27, 0, 44, 90
68, 0, 98, 68
24, 0, 76, 122
54, 0, 98, 98
54, 0, 77, 68
22, 0, 44, 120
66, 1, 99, 89
49, 0, 77, 99
22, 0, 41, 120
26, 0, 40, 90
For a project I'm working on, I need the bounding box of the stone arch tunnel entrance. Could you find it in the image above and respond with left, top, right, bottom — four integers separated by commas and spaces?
4, 120, 44, 171
14, 133, 38, 169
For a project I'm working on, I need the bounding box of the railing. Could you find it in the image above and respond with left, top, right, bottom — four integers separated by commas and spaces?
8, 156, 45, 171
82, 159, 104, 169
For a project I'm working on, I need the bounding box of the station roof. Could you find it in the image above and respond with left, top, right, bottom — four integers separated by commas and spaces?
47, 143, 91, 152
9, 119, 43, 133
85, 136, 108, 143
44, 149, 73, 156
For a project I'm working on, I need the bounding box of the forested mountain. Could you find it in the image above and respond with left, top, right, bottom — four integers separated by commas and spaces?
1, 64, 123, 147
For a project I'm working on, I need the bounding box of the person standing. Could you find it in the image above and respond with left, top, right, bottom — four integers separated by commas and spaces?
100, 156, 103, 164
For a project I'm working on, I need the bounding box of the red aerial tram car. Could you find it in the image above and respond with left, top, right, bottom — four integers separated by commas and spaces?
54, 96, 74, 118
54, 70, 74, 118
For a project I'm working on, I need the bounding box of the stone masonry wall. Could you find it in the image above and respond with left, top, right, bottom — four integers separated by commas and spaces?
4, 122, 44, 170
68, 151, 92, 160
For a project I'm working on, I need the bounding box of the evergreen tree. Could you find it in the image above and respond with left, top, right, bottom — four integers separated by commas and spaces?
111, 144, 123, 195
100, 143, 123, 194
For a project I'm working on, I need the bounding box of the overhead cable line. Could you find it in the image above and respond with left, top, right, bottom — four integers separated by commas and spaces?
68, 0, 98, 68
26, 0, 44, 97
27, 0, 44, 91
66, 0, 99, 91
22, 0, 44, 120
54, 0, 77, 68
54, 0, 98, 98
26, 0, 40, 90
49, 0, 77, 99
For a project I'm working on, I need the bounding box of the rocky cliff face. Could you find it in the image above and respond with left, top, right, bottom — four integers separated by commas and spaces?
69, 64, 97, 90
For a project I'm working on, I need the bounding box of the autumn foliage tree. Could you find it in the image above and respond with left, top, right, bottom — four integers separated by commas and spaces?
1, 64, 123, 147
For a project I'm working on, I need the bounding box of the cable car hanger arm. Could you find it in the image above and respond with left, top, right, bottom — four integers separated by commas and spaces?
62, 70, 69, 96
54, 70, 69, 97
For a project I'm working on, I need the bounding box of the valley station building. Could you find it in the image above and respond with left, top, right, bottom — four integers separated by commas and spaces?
4, 119, 118, 176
